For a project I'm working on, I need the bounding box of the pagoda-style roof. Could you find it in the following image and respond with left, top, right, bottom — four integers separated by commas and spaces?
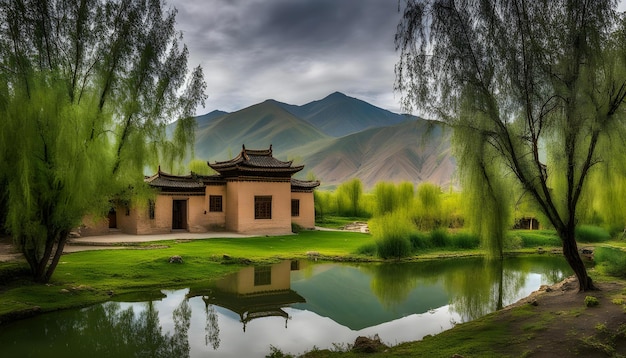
145, 167, 223, 192
291, 178, 321, 192
209, 145, 304, 178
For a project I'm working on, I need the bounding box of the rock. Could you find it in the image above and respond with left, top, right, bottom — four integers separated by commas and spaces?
107, 290, 114, 296
169, 255, 183, 264
452, 354, 465, 358
69, 231, 81, 238
352, 334, 386, 353
60, 289, 70, 294
222, 254, 231, 260
537, 247, 545, 254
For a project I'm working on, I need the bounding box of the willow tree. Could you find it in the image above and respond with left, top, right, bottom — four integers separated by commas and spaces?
396, 0, 626, 291
0, 0, 206, 283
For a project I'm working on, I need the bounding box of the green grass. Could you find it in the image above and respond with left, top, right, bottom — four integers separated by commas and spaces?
594, 246, 626, 277
508, 230, 561, 248
315, 216, 370, 229
0, 231, 374, 320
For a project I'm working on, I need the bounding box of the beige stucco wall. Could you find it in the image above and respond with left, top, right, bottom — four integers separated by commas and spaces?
206, 185, 227, 230
291, 191, 316, 229
215, 260, 292, 294
79, 214, 111, 236
226, 180, 292, 235
116, 204, 138, 234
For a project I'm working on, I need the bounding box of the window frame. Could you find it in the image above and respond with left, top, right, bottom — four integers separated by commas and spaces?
291, 199, 300, 217
209, 195, 223, 212
254, 196, 272, 219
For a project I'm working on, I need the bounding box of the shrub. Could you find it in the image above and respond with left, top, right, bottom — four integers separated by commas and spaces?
450, 232, 480, 249
584, 295, 600, 307
408, 232, 430, 250
354, 243, 377, 256
512, 230, 561, 247
291, 223, 303, 233
370, 211, 414, 259
576, 225, 611, 243
430, 228, 449, 248
594, 246, 626, 278
376, 236, 412, 259
505, 234, 523, 250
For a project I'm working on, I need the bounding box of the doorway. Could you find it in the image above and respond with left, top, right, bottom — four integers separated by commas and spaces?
108, 208, 117, 229
172, 200, 187, 230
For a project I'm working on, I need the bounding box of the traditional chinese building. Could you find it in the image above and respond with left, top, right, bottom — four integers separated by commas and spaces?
82, 145, 319, 236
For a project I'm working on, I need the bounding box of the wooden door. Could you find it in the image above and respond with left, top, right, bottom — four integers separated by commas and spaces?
172, 200, 187, 230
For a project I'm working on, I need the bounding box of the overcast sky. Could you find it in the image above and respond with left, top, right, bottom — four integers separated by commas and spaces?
171, 1, 626, 117
170, 0, 404, 115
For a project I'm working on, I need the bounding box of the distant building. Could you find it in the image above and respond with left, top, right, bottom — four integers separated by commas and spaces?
81, 145, 319, 236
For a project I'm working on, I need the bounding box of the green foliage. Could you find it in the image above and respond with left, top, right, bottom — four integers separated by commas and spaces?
370, 211, 414, 259
451, 232, 481, 249
336, 178, 364, 217
430, 228, 449, 248
509, 231, 562, 248
265, 345, 295, 358
396, 0, 626, 290
575, 225, 611, 243
354, 243, 377, 256
594, 247, 626, 278
188, 159, 215, 175
408, 232, 430, 250
0, 0, 206, 282
414, 183, 445, 231
585, 296, 600, 307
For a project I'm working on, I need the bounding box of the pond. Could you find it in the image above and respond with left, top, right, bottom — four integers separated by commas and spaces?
0, 256, 571, 357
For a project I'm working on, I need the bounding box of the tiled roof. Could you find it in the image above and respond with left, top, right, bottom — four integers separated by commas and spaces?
291, 178, 321, 189
145, 168, 222, 190
209, 145, 304, 176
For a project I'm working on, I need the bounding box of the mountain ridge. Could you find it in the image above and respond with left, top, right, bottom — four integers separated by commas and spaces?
176, 92, 455, 189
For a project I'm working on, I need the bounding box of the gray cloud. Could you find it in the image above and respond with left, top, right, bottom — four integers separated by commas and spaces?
170, 0, 404, 114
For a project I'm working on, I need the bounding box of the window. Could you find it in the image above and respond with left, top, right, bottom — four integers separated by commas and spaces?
255, 196, 272, 219
291, 199, 300, 217
254, 266, 272, 286
148, 199, 155, 219
209, 195, 222, 212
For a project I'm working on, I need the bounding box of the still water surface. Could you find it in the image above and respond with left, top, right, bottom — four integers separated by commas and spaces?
0, 256, 571, 357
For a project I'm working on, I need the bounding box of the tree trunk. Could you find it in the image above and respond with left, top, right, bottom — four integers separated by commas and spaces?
561, 230, 595, 291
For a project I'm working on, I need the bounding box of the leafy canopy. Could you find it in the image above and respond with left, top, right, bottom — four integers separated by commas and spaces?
0, 0, 206, 282
396, 0, 626, 290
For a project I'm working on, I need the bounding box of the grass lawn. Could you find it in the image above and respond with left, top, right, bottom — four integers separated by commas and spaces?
0, 230, 374, 320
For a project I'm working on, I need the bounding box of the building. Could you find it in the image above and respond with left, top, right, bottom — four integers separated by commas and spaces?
81, 145, 319, 236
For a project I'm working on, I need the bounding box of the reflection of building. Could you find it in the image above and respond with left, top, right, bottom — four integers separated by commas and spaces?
81, 146, 319, 236
189, 260, 306, 331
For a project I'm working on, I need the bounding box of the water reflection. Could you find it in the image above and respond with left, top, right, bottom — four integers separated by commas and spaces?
189, 260, 305, 334
0, 256, 571, 357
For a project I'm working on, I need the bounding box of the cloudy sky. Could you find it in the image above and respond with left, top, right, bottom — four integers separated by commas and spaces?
171, 1, 626, 117
170, 0, 404, 115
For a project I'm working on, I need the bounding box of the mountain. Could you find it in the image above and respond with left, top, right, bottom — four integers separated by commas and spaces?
195, 110, 229, 130
175, 92, 455, 189
290, 119, 455, 189
277, 92, 413, 137
193, 100, 329, 162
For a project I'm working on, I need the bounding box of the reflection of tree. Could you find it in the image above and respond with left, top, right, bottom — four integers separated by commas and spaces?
205, 302, 220, 350
365, 263, 419, 308
20, 299, 192, 357
446, 259, 534, 321
172, 299, 191, 357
